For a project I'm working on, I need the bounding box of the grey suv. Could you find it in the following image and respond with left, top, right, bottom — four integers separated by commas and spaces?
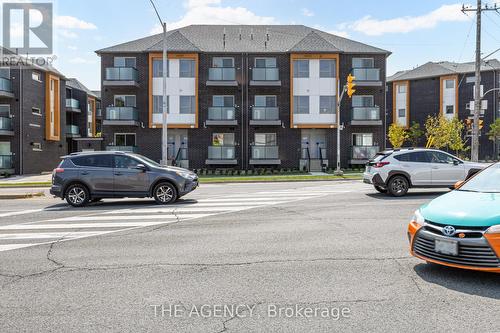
50, 151, 198, 207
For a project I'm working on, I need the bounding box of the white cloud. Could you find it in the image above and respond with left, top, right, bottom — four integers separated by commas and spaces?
150, 0, 277, 34
57, 30, 78, 39
327, 30, 349, 38
67, 45, 78, 50
69, 57, 97, 64
54, 16, 97, 30
347, 4, 468, 36
301, 8, 314, 17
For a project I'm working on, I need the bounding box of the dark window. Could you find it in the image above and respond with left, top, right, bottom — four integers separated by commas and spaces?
408, 151, 430, 163
72, 155, 112, 168
153, 59, 168, 77
394, 153, 410, 162
114, 155, 141, 169
429, 151, 457, 164
293, 60, 309, 78
319, 59, 336, 78
179, 59, 195, 77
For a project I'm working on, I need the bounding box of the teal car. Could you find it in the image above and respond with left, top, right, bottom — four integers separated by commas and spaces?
408, 163, 500, 272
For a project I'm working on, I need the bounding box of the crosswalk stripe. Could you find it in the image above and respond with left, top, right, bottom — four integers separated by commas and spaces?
0, 243, 42, 251
0, 231, 102, 240
100, 206, 261, 215
48, 213, 210, 222
0, 221, 168, 230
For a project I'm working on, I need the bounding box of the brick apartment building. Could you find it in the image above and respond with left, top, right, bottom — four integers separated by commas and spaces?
0, 56, 101, 175
96, 25, 390, 170
387, 60, 500, 160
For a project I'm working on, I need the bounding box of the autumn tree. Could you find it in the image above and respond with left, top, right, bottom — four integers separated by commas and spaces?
407, 121, 424, 147
388, 123, 408, 149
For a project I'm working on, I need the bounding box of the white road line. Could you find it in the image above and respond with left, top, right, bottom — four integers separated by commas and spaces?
0, 209, 44, 218
0, 243, 42, 252
48, 213, 210, 222
100, 206, 261, 215
0, 221, 168, 230
0, 231, 102, 240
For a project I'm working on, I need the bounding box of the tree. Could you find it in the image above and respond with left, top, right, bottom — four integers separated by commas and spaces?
425, 115, 468, 153
388, 123, 408, 149
447, 116, 467, 153
487, 118, 500, 143
407, 121, 424, 147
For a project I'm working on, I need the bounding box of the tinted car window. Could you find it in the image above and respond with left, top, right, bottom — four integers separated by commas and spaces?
72, 155, 113, 168
394, 153, 410, 162
114, 155, 141, 169
429, 151, 457, 164
408, 152, 430, 163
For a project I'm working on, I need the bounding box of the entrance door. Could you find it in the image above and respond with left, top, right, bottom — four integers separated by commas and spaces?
167, 129, 188, 166
301, 129, 326, 159
0, 142, 11, 169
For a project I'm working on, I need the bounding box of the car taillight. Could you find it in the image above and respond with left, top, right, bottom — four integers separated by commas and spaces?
374, 161, 390, 168
54, 168, 64, 173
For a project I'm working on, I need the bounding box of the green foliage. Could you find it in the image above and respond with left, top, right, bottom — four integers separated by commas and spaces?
388, 123, 408, 148
407, 122, 424, 147
425, 115, 468, 153
487, 118, 500, 142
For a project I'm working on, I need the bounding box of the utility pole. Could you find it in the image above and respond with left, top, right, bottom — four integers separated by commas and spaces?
462, 0, 499, 162
150, 0, 169, 166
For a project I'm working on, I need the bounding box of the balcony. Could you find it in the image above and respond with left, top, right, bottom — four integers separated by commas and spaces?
250, 107, 281, 126
351, 68, 382, 86
0, 154, 13, 171
96, 108, 102, 117
350, 146, 379, 164
206, 68, 237, 86
250, 146, 280, 165
0, 117, 14, 136
106, 145, 138, 153
103, 67, 139, 87
350, 107, 382, 126
66, 98, 81, 113
250, 68, 281, 86
206, 107, 237, 126
103, 106, 140, 126
206, 146, 237, 165
0, 77, 14, 98
66, 125, 81, 138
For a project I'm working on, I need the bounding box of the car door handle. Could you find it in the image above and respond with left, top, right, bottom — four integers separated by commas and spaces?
81, 171, 89, 175
432, 166, 439, 169
114, 172, 123, 176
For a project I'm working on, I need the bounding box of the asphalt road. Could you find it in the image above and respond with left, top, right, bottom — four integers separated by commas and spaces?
0, 180, 498, 332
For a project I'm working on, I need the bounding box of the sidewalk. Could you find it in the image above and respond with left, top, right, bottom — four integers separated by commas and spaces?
0, 187, 48, 199
0, 174, 52, 184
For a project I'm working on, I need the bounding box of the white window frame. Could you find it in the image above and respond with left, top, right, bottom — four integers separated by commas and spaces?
212, 57, 234, 68
352, 133, 374, 146
213, 95, 234, 107
293, 60, 309, 78
32, 142, 42, 151
254, 57, 276, 68
114, 57, 136, 68
352, 58, 374, 68
254, 95, 277, 107
397, 84, 406, 94
32, 71, 42, 82
113, 95, 136, 107
254, 133, 277, 146
445, 79, 455, 89
212, 133, 235, 146
352, 95, 374, 107
114, 133, 136, 147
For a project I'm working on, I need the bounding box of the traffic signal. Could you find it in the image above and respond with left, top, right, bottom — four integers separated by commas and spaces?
347, 74, 356, 98
479, 119, 484, 130
465, 118, 473, 130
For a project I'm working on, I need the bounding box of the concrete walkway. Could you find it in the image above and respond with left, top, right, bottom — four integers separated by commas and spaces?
0, 174, 51, 184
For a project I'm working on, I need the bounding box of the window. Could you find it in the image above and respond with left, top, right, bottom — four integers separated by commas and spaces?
72, 155, 113, 168
153, 95, 168, 114
255, 96, 277, 107
213, 95, 234, 107
293, 60, 309, 78
115, 133, 136, 147
153, 59, 168, 77
429, 151, 458, 164
445, 79, 455, 89
114, 57, 136, 68
0, 105, 10, 117
114, 95, 136, 107
408, 152, 430, 163
398, 109, 406, 118
213, 57, 234, 68
212, 133, 235, 146
397, 85, 406, 94
255, 58, 276, 68
352, 58, 374, 68
179, 59, 195, 77
114, 155, 141, 169
32, 71, 42, 82
255, 133, 276, 146
32, 142, 42, 151
0, 67, 10, 79
445, 105, 454, 114
352, 96, 374, 107
320, 96, 335, 114
180, 96, 195, 114
320, 60, 336, 78
394, 153, 410, 162
353, 133, 373, 146
293, 96, 309, 114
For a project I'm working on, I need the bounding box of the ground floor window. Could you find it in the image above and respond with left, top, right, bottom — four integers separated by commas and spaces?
352, 133, 373, 146
212, 133, 235, 146
115, 133, 136, 147
445, 105, 454, 114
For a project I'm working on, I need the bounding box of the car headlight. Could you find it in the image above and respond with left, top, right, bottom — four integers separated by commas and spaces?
411, 209, 426, 226
175, 170, 195, 179
485, 225, 500, 234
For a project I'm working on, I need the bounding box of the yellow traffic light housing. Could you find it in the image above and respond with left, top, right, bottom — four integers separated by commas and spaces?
465, 118, 473, 129
347, 74, 356, 98
479, 119, 484, 130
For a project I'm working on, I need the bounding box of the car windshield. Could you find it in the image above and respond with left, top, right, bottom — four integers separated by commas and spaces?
458, 163, 500, 193
132, 154, 162, 167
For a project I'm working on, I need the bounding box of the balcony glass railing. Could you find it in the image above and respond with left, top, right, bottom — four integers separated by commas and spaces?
0, 155, 13, 169
351, 107, 380, 120
208, 107, 235, 120
252, 107, 279, 120
66, 98, 80, 109
352, 68, 380, 81
105, 106, 139, 121
96, 108, 102, 117
352, 146, 379, 160
105, 67, 139, 81
251, 146, 279, 159
252, 68, 279, 81
66, 125, 80, 135
208, 146, 235, 159
208, 68, 236, 81
0, 117, 12, 131
106, 145, 138, 153
0, 77, 12, 92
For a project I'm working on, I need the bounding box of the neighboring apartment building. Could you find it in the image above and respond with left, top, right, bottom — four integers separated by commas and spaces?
96, 25, 390, 170
387, 60, 500, 160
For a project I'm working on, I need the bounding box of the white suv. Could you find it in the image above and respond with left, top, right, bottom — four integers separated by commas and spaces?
363, 148, 487, 196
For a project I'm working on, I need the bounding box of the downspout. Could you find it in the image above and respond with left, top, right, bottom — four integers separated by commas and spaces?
240, 53, 245, 170
245, 53, 249, 170
19, 68, 23, 174
383, 57, 387, 150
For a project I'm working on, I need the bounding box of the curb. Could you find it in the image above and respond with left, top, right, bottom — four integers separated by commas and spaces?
199, 177, 362, 184
0, 192, 45, 200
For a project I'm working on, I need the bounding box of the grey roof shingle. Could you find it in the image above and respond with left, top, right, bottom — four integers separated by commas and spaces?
96, 25, 390, 55
387, 59, 500, 82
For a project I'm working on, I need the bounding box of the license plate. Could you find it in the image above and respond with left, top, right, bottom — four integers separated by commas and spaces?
434, 239, 458, 256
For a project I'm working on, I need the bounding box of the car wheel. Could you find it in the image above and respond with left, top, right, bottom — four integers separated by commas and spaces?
153, 182, 177, 205
388, 176, 409, 197
374, 185, 387, 193
65, 184, 90, 207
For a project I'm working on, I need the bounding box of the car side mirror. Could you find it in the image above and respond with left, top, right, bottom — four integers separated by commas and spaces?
135, 164, 147, 172
453, 160, 460, 166
454, 180, 464, 189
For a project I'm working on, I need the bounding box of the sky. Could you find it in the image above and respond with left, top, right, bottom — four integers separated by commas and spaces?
2, 0, 500, 91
